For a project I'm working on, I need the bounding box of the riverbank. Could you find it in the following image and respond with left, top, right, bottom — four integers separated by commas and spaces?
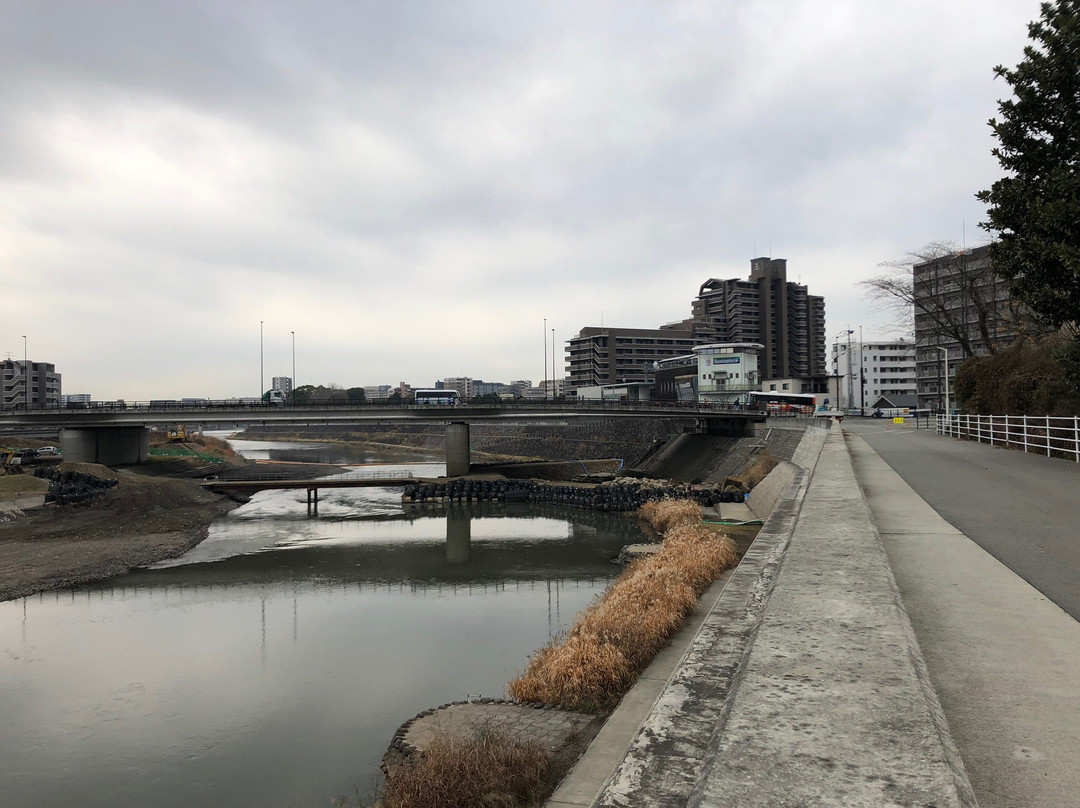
0, 464, 241, 602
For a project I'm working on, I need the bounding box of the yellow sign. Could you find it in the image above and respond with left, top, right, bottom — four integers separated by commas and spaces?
892, 417, 905, 424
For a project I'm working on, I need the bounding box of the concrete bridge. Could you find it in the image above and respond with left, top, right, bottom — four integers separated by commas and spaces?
0, 401, 765, 474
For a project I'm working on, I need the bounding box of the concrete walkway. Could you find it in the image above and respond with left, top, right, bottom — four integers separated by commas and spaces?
846, 428, 1080, 808
552, 427, 976, 807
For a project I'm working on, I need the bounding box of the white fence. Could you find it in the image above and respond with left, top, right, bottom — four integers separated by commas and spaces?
936, 414, 1080, 462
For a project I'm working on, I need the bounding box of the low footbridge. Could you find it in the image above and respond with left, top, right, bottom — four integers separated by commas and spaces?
0, 401, 764, 472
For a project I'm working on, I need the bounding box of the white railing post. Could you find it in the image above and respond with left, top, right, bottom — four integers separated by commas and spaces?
1046, 414, 1051, 457
1075, 416, 1079, 462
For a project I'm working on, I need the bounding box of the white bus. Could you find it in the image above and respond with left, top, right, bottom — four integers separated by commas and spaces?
413, 389, 459, 405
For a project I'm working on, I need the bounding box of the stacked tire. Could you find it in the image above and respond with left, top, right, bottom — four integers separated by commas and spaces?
35, 467, 118, 506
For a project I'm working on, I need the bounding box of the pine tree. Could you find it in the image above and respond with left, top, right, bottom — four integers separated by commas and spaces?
977, 0, 1080, 330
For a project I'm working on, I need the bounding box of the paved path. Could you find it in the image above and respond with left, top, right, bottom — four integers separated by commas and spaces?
846, 425, 1080, 808
842, 419, 1080, 619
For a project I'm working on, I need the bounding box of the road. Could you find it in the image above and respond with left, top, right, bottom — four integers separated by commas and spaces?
842, 418, 1080, 620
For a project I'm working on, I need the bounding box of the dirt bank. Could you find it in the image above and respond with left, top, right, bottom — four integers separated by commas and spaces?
0, 464, 238, 602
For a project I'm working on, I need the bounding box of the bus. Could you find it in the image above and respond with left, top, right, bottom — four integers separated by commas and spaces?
413, 389, 459, 406
747, 391, 822, 415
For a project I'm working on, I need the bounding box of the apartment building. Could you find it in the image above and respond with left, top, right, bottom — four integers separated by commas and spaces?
566, 327, 696, 391
1, 360, 62, 408
912, 244, 1023, 411
831, 339, 917, 411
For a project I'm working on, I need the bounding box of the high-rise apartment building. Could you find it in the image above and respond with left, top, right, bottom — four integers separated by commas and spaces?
1, 360, 61, 408
272, 376, 293, 396
674, 258, 827, 380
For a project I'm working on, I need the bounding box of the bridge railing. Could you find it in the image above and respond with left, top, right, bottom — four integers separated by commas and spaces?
1, 398, 763, 415
937, 413, 1080, 462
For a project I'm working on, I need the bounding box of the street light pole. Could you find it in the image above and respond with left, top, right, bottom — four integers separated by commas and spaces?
291, 331, 296, 404
551, 327, 556, 400
543, 318, 548, 402
21, 335, 27, 408
260, 321, 264, 402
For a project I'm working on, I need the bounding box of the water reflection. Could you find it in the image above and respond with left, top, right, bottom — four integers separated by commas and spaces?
0, 447, 644, 808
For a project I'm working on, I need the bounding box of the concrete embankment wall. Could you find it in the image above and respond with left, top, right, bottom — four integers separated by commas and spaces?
553, 421, 976, 808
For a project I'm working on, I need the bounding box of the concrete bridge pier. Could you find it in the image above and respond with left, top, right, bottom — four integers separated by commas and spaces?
59, 427, 150, 466
445, 422, 471, 477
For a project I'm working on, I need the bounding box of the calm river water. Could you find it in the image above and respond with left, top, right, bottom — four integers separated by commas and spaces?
0, 438, 644, 808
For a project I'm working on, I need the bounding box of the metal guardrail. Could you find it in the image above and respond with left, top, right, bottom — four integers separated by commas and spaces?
937, 413, 1080, 462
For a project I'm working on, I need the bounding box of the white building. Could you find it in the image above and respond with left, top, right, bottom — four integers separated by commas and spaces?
831, 339, 917, 412
694, 343, 763, 404
272, 376, 293, 396
61, 393, 91, 405
363, 384, 393, 399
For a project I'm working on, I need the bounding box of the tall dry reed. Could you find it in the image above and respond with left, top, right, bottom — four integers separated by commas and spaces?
508, 500, 736, 712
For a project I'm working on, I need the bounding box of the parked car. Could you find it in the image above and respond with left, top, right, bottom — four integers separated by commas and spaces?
37, 446, 60, 455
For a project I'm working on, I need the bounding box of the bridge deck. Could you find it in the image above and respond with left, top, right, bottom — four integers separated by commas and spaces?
202, 476, 413, 492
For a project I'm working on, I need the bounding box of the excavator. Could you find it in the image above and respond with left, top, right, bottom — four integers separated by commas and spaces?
167, 425, 188, 442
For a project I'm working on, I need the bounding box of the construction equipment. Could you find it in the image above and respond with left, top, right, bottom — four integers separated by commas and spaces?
167, 424, 188, 442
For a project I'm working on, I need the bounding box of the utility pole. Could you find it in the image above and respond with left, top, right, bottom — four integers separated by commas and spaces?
291, 330, 296, 404
551, 328, 556, 400
846, 327, 854, 411
859, 325, 865, 413
259, 321, 264, 402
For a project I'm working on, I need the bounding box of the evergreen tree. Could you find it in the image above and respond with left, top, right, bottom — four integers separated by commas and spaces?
977, 0, 1080, 330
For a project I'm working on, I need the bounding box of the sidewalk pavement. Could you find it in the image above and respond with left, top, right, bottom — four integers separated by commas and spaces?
847, 430, 1080, 808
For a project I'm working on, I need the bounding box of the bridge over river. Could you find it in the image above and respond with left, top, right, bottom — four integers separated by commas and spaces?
0, 400, 764, 474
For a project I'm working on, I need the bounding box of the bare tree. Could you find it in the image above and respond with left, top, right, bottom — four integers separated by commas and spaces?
861, 241, 1033, 358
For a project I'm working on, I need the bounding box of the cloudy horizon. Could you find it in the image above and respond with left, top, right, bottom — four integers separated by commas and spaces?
1, 0, 1036, 399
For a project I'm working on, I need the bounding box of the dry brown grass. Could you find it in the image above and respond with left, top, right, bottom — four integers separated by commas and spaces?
638, 499, 702, 533
741, 450, 779, 488
381, 730, 550, 808
508, 502, 736, 712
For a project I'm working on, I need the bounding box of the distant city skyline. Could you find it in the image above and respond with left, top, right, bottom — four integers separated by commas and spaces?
0, 1, 1032, 399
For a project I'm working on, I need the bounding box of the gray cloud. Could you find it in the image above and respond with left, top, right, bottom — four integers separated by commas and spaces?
0, 0, 1035, 397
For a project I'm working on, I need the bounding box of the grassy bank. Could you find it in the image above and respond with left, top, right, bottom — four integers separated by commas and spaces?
508, 499, 736, 712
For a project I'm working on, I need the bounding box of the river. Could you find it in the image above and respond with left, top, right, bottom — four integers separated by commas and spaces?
0, 438, 645, 808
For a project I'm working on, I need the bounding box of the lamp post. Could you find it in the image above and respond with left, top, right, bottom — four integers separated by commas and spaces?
859, 325, 865, 413
259, 321, 264, 402
21, 335, 27, 408
543, 318, 548, 402
935, 345, 950, 416
551, 327, 556, 400
291, 331, 296, 404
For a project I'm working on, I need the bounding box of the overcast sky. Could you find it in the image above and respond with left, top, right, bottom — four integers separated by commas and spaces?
1, 0, 1037, 399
